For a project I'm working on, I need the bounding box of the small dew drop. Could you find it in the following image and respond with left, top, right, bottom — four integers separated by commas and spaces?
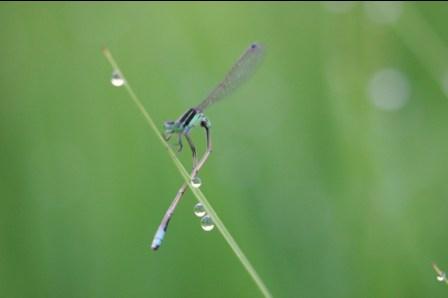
200, 215, 215, 232
111, 70, 125, 87
437, 272, 446, 282
194, 203, 206, 218
191, 176, 202, 188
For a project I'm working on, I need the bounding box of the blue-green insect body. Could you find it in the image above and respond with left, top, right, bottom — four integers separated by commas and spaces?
164, 108, 211, 148
152, 42, 264, 251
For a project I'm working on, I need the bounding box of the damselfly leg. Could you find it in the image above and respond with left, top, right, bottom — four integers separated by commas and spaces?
184, 133, 197, 169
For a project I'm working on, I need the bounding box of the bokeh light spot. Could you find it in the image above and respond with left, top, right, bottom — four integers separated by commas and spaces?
368, 68, 410, 111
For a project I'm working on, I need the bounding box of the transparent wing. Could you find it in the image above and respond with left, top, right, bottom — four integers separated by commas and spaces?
195, 42, 264, 111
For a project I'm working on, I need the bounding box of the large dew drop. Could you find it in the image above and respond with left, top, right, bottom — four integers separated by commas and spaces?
437, 272, 446, 282
200, 215, 215, 232
191, 176, 202, 188
194, 202, 206, 218
111, 70, 125, 87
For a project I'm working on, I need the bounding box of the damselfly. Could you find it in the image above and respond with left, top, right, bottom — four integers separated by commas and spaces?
151, 42, 264, 250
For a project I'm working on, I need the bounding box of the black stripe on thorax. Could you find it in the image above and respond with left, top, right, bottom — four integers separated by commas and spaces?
179, 108, 195, 125
185, 108, 198, 126
180, 108, 198, 127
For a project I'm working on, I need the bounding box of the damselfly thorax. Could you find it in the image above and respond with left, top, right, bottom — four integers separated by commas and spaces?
164, 108, 211, 143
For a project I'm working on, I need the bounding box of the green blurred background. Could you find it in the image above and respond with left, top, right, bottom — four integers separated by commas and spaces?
1, 2, 448, 297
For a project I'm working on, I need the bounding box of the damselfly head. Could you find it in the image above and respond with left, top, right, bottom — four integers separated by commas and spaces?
163, 120, 176, 141
164, 120, 175, 129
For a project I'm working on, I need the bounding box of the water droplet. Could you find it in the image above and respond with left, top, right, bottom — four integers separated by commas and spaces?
194, 202, 206, 217
200, 215, 215, 231
368, 68, 410, 111
191, 176, 202, 188
437, 272, 446, 282
111, 70, 125, 87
